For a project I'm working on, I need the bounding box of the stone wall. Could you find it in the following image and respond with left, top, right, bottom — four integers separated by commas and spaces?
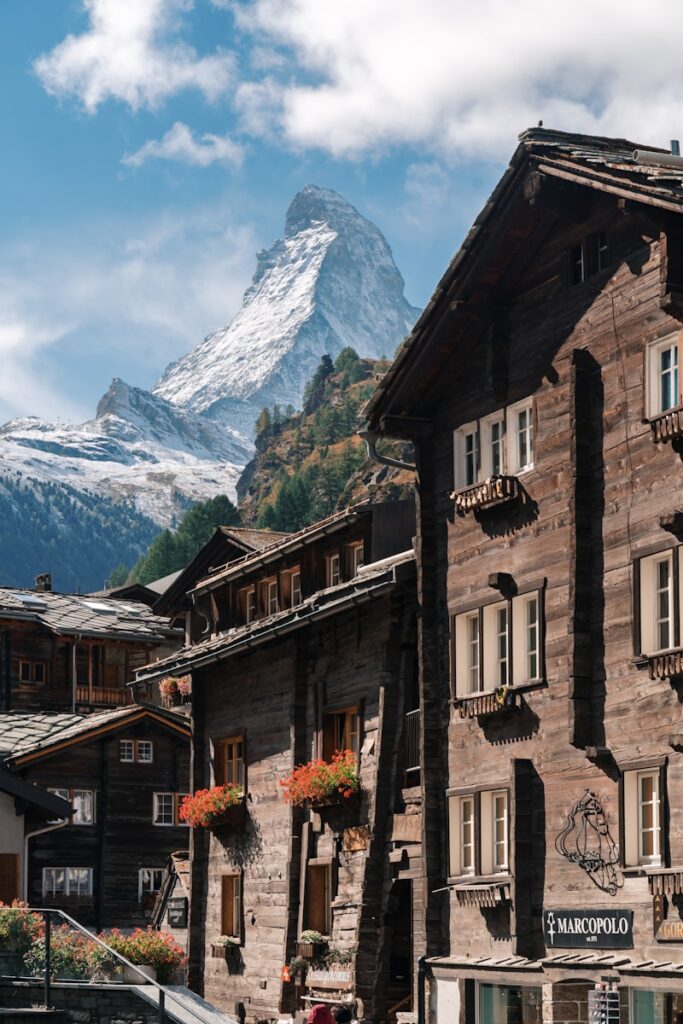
0, 980, 160, 1024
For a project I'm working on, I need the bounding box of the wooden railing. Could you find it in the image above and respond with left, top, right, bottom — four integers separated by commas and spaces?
650, 408, 683, 443
452, 475, 520, 515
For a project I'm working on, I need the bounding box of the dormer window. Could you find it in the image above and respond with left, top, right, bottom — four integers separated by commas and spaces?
280, 567, 302, 609
348, 542, 365, 577
239, 586, 256, 625
259, 578, 278, 617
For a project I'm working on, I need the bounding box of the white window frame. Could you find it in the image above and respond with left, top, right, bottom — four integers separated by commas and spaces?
454, 611, 481, 697
512, 593, 541, 684
448, 794, 476, 878
448, 788, 510, 880
138, 867, 165, 902
483, 601, 509, 689
647, 334, 682, 418
42, 867, 93, 897
623, 767, 662, 868
456, 590, 543, 697
265, 578, 278, 616
507, 400, 534, 474
72, 790, 95, 826
153, 792, 175, 827
120, 739, 134, 763
480, 414, 506, 479
47, 788, 70, 825
137, 740, 154, 764
326, 552, 341, 588
638, 549, 679, 655
454, 421, 480, 489
349, 541, 365, 577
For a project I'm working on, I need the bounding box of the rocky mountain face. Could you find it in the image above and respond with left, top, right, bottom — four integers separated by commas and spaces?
0, 186, 418, 590
154, 185, 419, 435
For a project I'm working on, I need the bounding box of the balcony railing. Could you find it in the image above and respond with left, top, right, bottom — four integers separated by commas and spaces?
404, 709, 420, 777
76, 686, 132, 706
650, 408, 683, 444
452, 475, 520, 516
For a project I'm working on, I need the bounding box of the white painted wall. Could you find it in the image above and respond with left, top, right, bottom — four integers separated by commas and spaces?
431, 976, 461, 1024
0, 791, 24, 855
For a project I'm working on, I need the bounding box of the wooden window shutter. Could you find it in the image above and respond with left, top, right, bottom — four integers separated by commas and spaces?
214, 740, 226, 786
305, 863, 331, 935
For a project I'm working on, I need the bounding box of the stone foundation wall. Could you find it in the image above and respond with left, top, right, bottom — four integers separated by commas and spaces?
0, 980, 160, 1024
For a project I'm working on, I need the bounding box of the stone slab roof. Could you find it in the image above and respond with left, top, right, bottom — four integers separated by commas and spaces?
0, 587, 180, 643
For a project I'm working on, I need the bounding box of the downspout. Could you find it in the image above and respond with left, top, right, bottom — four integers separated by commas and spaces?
71, 639, 80, 713
359, 430, 416, 472
417, 954, 427, 1024
23, 820, 67, 903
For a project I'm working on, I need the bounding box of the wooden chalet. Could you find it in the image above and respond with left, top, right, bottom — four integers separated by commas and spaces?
0, 705, 191, 929
0, 768, 70, 905
0, 575, 181, 712
134, 501, 422, 1022
365, 127, 683, 1024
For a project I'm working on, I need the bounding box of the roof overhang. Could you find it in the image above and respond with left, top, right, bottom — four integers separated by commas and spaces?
0, 765, 71, 818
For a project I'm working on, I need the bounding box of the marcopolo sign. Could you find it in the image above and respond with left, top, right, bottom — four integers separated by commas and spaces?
543, 908, 633, 949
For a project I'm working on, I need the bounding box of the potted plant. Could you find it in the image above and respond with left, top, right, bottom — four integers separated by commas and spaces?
159, 677, 181, 708
296, 929, 328, 960
211, 935, 240, 960
179, 785, 246, 831
176, 675, 192, 704
103, 927, 186, 984
280, 750, 360, 809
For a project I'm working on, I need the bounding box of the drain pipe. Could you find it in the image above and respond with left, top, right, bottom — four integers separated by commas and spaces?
359, 430, 416, 472
417, 954, 428, 1024
23, 820, 67, 902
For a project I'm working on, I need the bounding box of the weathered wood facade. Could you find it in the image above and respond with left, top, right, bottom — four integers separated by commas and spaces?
366, 129, 683, 1024
1, 706, 190, 930
135, 503, 422, 1022
0, 582, 180, 712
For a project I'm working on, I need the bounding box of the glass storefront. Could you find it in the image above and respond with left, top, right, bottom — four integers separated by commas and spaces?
631, 990, 683, 1024
477, 983, 542, 1024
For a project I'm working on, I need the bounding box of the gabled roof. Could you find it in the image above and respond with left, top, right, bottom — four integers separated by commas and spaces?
135, 550, 415, 684
366, 127, 683, 427
0, 764, 71, 818
0, 705, 190, 765
153, 526, 290, 616
0, 587, 180, 643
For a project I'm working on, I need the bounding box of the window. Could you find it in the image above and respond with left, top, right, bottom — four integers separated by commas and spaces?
259, 577, 278, 617
280, 567, 302, 609
348, 542, 365, 577
221, 873, 242, 940
507, 401, 534, 473
239, 586, 256, 624
18, 660, 47, 684
322, 707, 359, 761
637, 549, 682, 654
153, 792, 187, 827
568, 231, 609, 287
326, 552, 341, 588
48, 788, 95, 825
623, 767, 664, 868
43, 867, 93, 898
214, 735, 245, 790
631, 989, 683, 1024
454, 402, 534, 490
138, 868, 164, 902
454, 590, 543, 698
305, 861, 332, 935
448, 789, 509, 878
569, 242, 585, 285
647, 334, 683, 417
47, 788, 70, 824
477, 983, 542, 1024
120, 739, 154, 764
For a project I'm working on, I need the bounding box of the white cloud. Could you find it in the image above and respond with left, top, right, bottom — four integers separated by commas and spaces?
236, 0, 683, 160
34, 0, 234, 112
0, 207, 258, 423
123, 122, 244, 168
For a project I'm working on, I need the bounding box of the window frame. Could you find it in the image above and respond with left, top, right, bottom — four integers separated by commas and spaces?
280, 566, 302, 609
304, 858, 333, 937
153, 792, 188, 827
447, 786, 511, 882
453, 420, 480, 490
348, 541, 365, 578
48, 788, 96, 826
621, 760, 667, 869
120, 738, 154, 764
506, 399, 534, 475
646, 333, 683, 419
221, 872, 243, 942
480, 414, 506, 479
238, 585, 256, 625
42, 867, 93, 898
18, 660, 48, 684
326, 552, 341, 588
322, 706, 360, 762
213, 734, 246, 791
138, 867, 165, 903
635, 546, 681, 656
453, 586, 545, 699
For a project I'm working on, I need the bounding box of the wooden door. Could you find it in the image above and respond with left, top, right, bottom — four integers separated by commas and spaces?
0, 854, 20, 905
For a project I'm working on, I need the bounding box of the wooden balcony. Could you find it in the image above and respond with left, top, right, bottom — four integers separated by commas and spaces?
455, 688, 519, 719
53, 686, 132, 707
454, 880, 511, 908
453, 475, 520, 516
648, 648, 683, 680
650, 408, 683, 443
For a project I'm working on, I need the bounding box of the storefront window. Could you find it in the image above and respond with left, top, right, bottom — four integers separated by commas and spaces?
478, 983, 542, 1024
631, 990, 683, 1024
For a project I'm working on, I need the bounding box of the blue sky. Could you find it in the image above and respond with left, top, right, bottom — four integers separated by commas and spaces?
0, 0, 679, 423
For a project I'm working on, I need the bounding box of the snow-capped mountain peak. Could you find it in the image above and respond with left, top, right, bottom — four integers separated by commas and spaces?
153, 185, 419, 435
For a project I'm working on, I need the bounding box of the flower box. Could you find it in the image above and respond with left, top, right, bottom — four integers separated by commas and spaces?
179, 786, 246, 830
211, 943, 240, 960
280, 750, 360, 809
296, 941, 327, 961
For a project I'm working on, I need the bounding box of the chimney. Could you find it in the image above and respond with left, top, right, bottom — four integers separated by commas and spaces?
35, 573, 52, 593
672, 140, 681, 156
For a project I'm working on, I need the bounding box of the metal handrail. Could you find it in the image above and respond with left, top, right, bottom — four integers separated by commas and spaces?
0, 906, 206, 1024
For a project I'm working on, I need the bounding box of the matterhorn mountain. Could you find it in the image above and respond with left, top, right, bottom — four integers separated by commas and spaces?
154, 185, 419, 435
0, 185, 419, 589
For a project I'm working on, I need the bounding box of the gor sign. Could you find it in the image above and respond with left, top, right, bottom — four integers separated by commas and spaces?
543, 909, 633, 949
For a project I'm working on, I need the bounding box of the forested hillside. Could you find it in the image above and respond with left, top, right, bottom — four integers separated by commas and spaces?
0, 473, 158, 593
237, 348, 414, 531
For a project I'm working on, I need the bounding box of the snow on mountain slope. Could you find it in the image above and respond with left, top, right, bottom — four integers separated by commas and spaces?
153, 185, 419, 435
0, 380, 250, 526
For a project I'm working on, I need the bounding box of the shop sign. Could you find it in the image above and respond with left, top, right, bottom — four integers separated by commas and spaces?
654, 893, 683, 942
543, 908, 633, 948
167, 896, 188, 928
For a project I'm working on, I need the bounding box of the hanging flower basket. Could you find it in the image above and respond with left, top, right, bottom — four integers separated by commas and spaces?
279, 750, 360, 809
159, 677, 181, 708
179, 786, 246, 831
